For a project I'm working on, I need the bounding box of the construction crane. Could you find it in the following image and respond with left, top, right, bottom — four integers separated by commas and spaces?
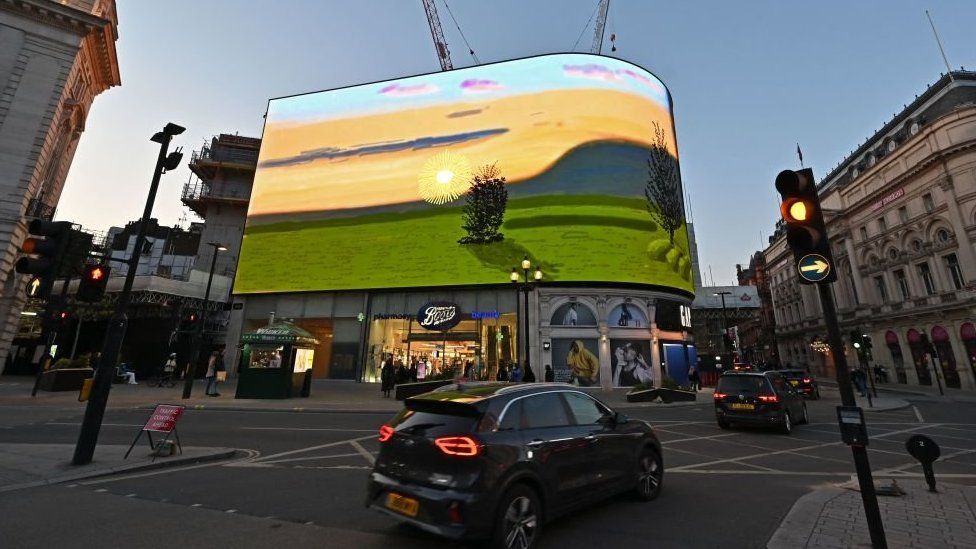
421, 0, 453, 71
591, 0, 611, 54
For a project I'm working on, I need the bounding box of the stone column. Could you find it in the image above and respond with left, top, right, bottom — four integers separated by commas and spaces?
948, 321, 975, 391
844, 238, 867, 303
897, 330, 920, 386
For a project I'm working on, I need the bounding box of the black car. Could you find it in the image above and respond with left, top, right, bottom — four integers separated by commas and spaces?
366, 382, 663, 548
776, 369, 820, 399
713, 371, 809, 434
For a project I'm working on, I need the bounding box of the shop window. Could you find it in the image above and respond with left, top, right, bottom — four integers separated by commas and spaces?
944, 253, 964, 290
931, 326, 961, 389
917, 262, 936, 295
550, 302, 597, 326
608, 303, 647, 328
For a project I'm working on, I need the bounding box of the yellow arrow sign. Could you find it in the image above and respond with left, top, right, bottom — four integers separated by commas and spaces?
800, 260, 829, 274
26, 277, 41, 297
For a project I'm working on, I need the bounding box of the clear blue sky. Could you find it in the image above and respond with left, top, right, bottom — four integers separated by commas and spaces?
57, 0, 976, 285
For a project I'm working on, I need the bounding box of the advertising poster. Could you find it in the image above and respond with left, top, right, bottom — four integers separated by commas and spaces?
551, 302, 597, 326
663, 343, 689, 385
236, 53, 692, 295
610, 339, 653, 387
550, 338, 600, 386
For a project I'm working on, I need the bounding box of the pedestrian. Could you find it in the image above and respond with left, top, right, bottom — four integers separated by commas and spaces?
118, 362, 137, 385
380, 355, 394, 398
496, 363, 508, 382
395, 361, 407, 384
544, 364, 555, 382
523, 362, 536, 382
511, 363, 523, 382
688, 366, 700, 391
205, 351, 221, 396
463, 360, 472, 379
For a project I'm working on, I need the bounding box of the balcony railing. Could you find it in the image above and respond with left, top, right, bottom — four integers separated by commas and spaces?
191, 142, 258, 166
24, 198, 55, 221
181, 179, 250, 203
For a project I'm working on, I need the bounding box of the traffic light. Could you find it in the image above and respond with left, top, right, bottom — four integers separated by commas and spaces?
850, 330, 864, 352
15, 220, 73, 300
76, 264, 110, 302
775, 168, 836, 284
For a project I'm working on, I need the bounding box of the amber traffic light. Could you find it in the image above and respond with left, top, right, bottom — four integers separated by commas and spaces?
15, 220, 73, 300
775, 168, 836, 284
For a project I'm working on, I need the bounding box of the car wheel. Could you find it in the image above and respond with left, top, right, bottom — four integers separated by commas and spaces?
717, 419, 731, 430
780, 411, 793, 435
800, 403, 809, 425
634, 447, 664, 501
492, 484, 541, 549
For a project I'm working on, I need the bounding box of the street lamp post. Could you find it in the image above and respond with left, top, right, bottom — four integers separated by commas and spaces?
73, 122, 185, 465
715, 291, 732, 366
182, 242, 227, 399
510, 256, 542, 378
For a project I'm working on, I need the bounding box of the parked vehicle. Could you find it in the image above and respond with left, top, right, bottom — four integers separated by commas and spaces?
366, 382, 664, 548
714, 371, 809, 434
776, 369, 820, 399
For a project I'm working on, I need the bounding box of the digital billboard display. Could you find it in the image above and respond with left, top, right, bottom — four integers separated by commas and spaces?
235, 53, 693, 295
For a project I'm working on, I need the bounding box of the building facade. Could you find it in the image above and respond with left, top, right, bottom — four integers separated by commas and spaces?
765, 71, 976, 390
0, 0, 120, 367
736, 251, 777, 365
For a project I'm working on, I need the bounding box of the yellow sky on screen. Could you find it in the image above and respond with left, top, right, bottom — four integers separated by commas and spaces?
250, 88, 674, 216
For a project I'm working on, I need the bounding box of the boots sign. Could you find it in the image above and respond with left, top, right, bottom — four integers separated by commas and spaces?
417, 301, 461, 331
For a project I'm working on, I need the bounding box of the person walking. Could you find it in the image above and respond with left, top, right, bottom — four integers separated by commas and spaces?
523, 362, 536, 383
496, 363, 509, 382
544, 364, 555, 382
510, 363, 523, 382
380, 355, 394, 398
688, 366, 700, 391
205, 351, 221, 397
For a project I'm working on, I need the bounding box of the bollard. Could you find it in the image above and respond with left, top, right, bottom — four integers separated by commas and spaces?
905, 435, 940, 492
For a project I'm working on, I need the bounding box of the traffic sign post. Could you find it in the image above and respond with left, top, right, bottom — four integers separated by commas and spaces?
777, 168, 887, 548
124, 404, 185, 460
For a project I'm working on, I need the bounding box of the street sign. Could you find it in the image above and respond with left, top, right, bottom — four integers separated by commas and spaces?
124, 404, 185, 459
25, 277, 42, 298
906, 434, 940, 492
144, 404, 184, 432
797, 253, 831, 283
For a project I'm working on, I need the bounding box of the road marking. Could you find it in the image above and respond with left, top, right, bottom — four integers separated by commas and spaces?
660, 432, 740, 444
239, 427, 376, 432
226, 509, 237, 514
260, 452, 367, 465
350, 440, 376, 465
913, 406, 924, 423
669, 470, 976, 478
192, 503, 202, 507
244, 435, 375, 463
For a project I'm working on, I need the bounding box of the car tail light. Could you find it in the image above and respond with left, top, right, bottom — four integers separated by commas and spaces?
448, 501, 463, 523
758, 394, 779, 404
713, 392, 727, 400
433, 436, 480, 457
378, 425, 394, 442
802, 377, 812, 384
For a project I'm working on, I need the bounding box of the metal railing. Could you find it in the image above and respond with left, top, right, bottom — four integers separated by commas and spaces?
24, 198, 55, 221
181, 178, 250, 203
190, 142, 258, 166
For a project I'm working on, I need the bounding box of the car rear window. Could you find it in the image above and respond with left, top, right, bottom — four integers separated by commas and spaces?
717, 375, 770, 394
389, 402, 481, 436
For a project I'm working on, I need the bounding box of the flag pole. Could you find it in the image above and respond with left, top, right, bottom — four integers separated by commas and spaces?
926, 10, 954, 82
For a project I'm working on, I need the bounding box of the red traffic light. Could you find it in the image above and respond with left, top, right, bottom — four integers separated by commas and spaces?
59, 311, 68, 320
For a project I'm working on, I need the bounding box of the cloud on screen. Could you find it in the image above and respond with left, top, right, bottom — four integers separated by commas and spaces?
460, 79, 504, 94
378, 83, 440, 97
259, 128, 509, 168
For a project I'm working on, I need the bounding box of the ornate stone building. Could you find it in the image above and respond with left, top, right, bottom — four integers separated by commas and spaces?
766, 71, 976, 390
0, 0, 120, 366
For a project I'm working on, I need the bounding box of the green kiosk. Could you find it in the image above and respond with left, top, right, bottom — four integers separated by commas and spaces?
236, 320, 319, 399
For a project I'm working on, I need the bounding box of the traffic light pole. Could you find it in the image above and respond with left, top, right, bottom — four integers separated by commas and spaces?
73, 129, 177, 465
31, 274, 72, 397
818, 283, 887, 548
182, 246, 220, 399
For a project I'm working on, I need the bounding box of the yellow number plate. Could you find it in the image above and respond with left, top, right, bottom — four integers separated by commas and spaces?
789, 380, 800, 386
386, 492, 419, 517
729, 403, 755, 411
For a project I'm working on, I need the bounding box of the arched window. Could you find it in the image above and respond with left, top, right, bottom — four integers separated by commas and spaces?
931, 326, 961, 388
608, 303, 647, 328
905, 329, 932, 386
550, 302, 597, 327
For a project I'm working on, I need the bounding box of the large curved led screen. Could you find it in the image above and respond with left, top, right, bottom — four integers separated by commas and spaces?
236, 54, 693, 294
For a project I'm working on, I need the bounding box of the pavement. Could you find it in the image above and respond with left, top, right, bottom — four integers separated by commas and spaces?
0, 376, 712, 414
0, 443, 236, 493
768, 479, 976, 548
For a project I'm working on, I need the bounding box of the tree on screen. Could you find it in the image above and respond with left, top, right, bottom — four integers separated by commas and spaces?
645, 122, 685, 245
459, 163, 508, 244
